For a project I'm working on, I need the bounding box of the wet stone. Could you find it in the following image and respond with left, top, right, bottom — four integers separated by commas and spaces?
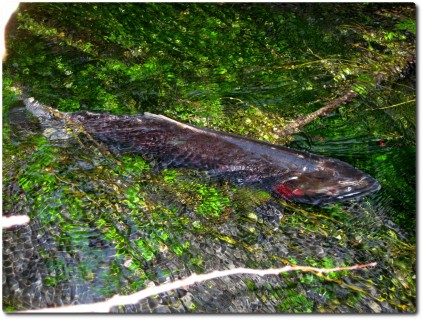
152, 305, 172, 313
255, 201, 284, 224
368, 300, 382, 313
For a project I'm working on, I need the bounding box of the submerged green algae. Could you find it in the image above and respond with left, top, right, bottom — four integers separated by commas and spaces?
3, 3, 415, 313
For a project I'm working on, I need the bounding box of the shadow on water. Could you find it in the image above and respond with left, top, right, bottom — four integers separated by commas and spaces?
2, 2, 415, 313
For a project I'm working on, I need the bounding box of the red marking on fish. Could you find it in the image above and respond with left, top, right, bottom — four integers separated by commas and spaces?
292, 188, 305, 196
275, 184, 305, 199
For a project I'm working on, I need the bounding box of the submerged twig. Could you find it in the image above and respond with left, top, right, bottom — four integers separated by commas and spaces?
278, 29, 415, 137
2, 215, 30, 228
20, 263, 377, 313
281, 89, 358, 135
367, 99, 416, 111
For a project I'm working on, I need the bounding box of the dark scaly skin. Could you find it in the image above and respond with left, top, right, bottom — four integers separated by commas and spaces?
68, 111, 381, 205
23, 98, 380, 205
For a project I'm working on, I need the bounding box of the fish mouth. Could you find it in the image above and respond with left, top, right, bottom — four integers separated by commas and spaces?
272, 175, 381, 206
313, 178, 381, 205
334, 178, 381, 202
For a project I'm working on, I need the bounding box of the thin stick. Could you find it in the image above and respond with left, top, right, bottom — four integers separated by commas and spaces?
280, 90, 358, 135
2, 215, 30, 228
278, 47, 415, 136
19, 262, 377, 313
367, 99, 416, 111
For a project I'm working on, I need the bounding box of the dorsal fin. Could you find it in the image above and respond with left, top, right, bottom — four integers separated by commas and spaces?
143, 112, 206, 134
143, 112, 178, 123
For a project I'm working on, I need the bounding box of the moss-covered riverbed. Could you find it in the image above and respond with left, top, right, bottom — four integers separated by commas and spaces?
2, 3, 416, 313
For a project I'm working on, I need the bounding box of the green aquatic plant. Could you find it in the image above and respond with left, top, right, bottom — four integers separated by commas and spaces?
195, 185, 231, 218
277, 290, 313, 313
2, 2, 415, 313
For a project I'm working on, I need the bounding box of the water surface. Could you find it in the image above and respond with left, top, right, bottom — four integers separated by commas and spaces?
2, 3, 416, 313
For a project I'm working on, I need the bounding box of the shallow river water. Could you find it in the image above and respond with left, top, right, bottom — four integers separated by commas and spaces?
2, 3, 416, 313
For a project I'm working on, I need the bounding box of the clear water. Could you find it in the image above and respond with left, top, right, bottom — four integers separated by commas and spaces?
2, 3, 416, 313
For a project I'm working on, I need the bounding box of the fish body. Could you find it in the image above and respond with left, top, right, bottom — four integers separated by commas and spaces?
24, 98, 381, 205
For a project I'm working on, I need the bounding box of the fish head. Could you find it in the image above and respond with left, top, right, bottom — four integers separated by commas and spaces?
271, 158, 381, 205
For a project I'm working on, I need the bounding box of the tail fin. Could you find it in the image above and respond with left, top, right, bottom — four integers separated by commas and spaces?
23, 98, 71, 140
24, 97, 57, 121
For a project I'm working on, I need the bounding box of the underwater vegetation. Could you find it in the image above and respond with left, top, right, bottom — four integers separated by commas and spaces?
3, 2, 415, 313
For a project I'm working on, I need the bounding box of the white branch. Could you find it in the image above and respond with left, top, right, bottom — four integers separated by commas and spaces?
19, 262, 377, 313
2, 215, 30, 228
